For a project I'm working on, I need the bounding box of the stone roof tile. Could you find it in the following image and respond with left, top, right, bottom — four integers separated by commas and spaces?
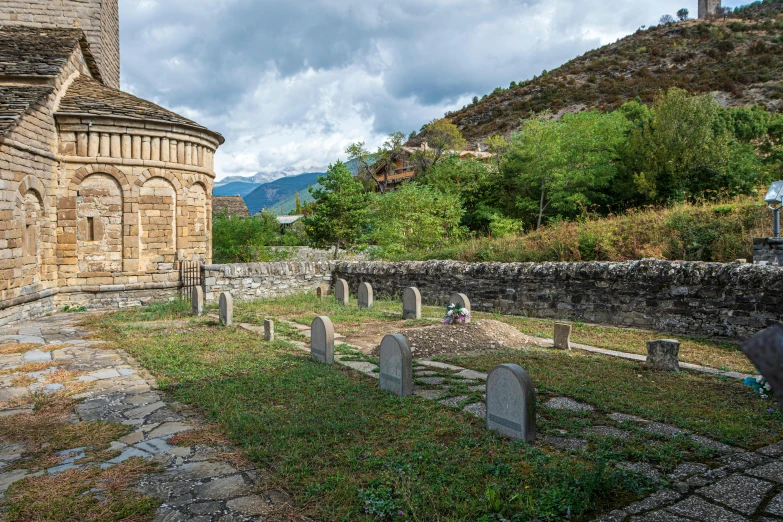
57, 76, 224, 143
0, 85, 52, 137
213, 196, 250, 218
0, 26, 101, 82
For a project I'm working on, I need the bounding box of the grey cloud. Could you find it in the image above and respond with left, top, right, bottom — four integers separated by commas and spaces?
119, 0, 704, 177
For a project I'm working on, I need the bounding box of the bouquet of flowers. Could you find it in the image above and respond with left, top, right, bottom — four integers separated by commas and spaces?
744, 374, 772, 400
443, 303, 470, 325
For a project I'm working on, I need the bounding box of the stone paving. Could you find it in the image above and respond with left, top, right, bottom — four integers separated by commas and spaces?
266, 319, 783, 522
0, 313, 290, 521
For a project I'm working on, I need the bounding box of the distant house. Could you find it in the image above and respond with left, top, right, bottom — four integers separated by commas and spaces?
370, 143, 494, 190
277, 215, 304, 226
213, 196, 251, 218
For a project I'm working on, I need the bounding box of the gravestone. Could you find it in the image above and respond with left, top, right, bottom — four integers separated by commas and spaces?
449, 293, 471, 323
553, 323, 572, 350
219, 292, 233, 327
311, 316, 335, 365
317, 281, 330, 299
264, 320, 274, 342
742, 324, 783, 410
335, 278, 349, 305
402, 287, 421, 320
191, 286, 204, 316
646, 340, 680, 372
379, 334, 413, 397
486, 364, 536, 442
316, 287, 323, 299
358, 283, 374, 309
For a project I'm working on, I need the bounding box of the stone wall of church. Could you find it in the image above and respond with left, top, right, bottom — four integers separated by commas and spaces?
0, 0, 120, 88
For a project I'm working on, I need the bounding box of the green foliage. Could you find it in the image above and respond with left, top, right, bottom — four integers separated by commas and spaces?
212, 210, 294, 263
304, 162, 371, 257
501, 110, 630, 228
367, 183, 464, 257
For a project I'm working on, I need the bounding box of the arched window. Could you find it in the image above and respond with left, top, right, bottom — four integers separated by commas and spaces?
139, 177, 177, 271
77, 174, 123, 274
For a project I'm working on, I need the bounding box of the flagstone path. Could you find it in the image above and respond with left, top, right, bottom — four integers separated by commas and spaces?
0, 313, 291, 521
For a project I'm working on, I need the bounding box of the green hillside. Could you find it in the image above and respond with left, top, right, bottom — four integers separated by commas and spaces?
416, 5, 783, 145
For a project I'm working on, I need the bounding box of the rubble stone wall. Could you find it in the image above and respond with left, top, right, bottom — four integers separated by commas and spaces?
334, 259, 783, 340
754, 238, 783, 266
202, 262, 335, 303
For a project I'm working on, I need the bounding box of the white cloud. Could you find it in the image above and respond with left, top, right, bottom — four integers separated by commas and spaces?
119, 0, 710, 180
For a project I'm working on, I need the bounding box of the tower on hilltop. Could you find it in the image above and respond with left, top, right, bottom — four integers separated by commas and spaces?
699, 0, 722, 19
0, 0, 120, 89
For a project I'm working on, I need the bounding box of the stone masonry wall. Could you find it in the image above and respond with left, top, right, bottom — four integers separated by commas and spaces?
0, 0, 121, 88
202, 262, 334, 303
753, 238, 783, 266
334, 260, 783, 340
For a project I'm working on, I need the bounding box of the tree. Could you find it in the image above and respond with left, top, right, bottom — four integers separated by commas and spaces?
367, 183, 464, 256
304, 162, 370, 258
295, 191, 302, 214
677, 8, 689, 21
718, 6, 732, 20
345, 141, 376, 189
412, 118, 467, 174
212, 210, 280, 263
472, 96, 479, 105
376, 131, 407, 193
503, 111, 629, 229
485, 135, 510, 172
660, 14, 676, 25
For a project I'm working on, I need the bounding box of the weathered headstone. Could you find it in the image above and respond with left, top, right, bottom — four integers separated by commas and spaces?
264, 320, 275, 342
742, 324, 783, 410
191, 286, 204, 316
316, 287, 323, 299
358, 283, 374, 309
311, 316, 335, 365
402, 287, 422, 320
335, 278, 349, 305
646, 340, 680, 372
449, 293, 471, 323
379, 334, 413, 397
553, 323, 572, 350
486, 364, 536, 442
219, 292, 233, 327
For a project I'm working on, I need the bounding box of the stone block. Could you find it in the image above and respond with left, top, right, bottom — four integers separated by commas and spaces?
553, 323, 572, 350
335, 278, 349, 305
379, 334, 413, 397
311, 316, 334, 364
219, 292, 233, 327
402, 287, 421, 320
646, 339, 680, 372
264, 320, 274, 342
358, 282, 373, 309
191, 286, 203, 316
486, 363, 536, 442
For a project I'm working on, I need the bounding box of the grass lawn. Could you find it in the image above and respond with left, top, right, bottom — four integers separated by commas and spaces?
83, 297, 780, 520
87, 303, 660, 522
476, 313, 752, 374
234, 293, 751, 374
437, 348, 781, 450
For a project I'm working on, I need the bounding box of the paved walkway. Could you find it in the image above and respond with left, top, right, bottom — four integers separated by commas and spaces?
262, 319, 783, 522
0, 313, 289, 521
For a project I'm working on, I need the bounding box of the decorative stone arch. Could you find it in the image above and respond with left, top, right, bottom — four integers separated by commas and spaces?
14, 177, 47, 282
185, 181, 210, 263
74, 172, 125, 274
138, 175, 178, 272
135, 168, 184, 195
15, 175, 47, 208
70, 164, 133, 197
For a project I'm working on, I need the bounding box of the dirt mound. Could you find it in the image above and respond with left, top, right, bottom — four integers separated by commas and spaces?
371, 320, 539, 359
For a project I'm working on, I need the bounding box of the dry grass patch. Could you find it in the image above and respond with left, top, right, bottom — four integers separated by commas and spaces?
0, 343, 42, 355
2, 458, 161, 522
0, 394, 130, 471
10, 375, 35, 388
0, 362, 59, 376
44, 368, 83, 385
170, 424, 254, 471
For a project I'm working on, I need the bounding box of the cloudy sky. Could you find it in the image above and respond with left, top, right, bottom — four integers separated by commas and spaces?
119, 0, 747, 181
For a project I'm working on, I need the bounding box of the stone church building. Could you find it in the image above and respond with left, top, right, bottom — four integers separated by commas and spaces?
0, 0, 224, 324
